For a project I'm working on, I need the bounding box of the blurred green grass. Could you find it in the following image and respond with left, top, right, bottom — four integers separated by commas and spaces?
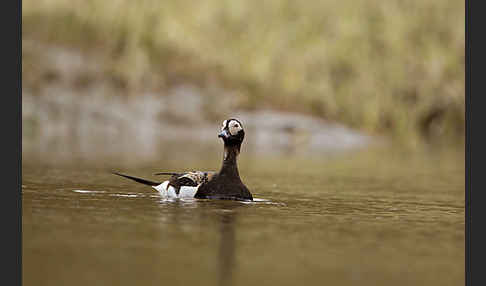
22, 0, 464, 146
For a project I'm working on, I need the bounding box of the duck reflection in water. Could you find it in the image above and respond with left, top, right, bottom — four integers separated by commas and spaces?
218, 207, 237, 286
158, 200, 240, 286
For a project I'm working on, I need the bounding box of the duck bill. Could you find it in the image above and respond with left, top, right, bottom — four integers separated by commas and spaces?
218, 129, 230, 139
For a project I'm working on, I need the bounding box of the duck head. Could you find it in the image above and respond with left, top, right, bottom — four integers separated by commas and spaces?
218, 119, 245, 146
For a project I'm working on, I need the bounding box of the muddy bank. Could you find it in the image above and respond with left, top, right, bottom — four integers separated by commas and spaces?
22, 42, 375, 164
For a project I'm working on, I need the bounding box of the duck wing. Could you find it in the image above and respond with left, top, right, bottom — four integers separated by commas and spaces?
154, 171, 216, 195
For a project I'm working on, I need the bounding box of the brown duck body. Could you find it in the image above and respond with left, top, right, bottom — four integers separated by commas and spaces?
194, 144, 253, 201
195, 175, 252, 200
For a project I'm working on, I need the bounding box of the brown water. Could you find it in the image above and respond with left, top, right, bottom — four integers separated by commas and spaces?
22, 146, 464, 286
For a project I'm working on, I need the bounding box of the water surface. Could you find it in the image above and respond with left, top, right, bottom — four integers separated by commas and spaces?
22, 147, 464, 286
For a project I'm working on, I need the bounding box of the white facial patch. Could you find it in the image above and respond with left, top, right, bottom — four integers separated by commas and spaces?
228, 120, 243, 135
221, 120, 227, 131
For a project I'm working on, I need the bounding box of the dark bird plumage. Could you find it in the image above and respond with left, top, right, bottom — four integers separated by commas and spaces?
113, 119, 253, 201
112, 172, 160, 186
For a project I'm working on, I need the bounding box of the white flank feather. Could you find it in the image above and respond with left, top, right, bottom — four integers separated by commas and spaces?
153, 181, 198, 199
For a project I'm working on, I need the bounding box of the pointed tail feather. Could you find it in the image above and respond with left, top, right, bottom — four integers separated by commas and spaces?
153, 172, 180, 176
112, 172, 161, 187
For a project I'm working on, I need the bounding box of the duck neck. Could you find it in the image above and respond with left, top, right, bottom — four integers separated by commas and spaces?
220, 143, 241, 178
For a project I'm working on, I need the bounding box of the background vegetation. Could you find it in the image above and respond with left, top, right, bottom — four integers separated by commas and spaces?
23, 0, 464, 146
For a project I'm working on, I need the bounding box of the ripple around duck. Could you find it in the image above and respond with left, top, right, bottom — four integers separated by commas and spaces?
240, 198, 287, 206
71, 189, 284, 206
72, 189, 105, 194
155, 196, 285, 206
109, 193, 140, 198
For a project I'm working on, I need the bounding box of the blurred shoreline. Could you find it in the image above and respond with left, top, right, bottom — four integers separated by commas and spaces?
23, 41, 376, 165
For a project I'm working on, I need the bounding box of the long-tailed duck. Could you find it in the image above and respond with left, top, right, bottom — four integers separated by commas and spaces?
113, 119, 253, 201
